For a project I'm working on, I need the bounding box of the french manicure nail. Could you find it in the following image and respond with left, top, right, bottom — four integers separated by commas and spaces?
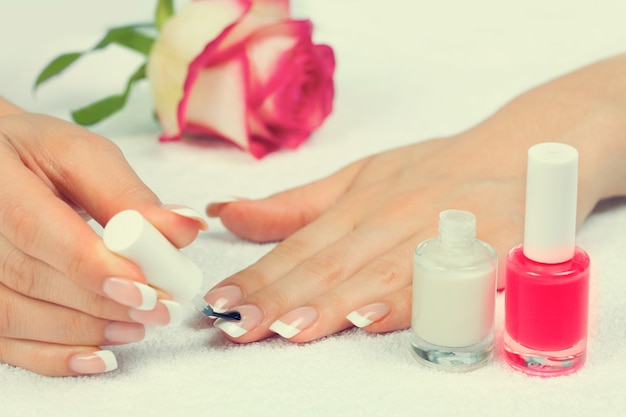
69, 350, 118, 374
269, 306, 319, 339
346, 302, 390, 328
206, 197, 247, 217
204, 285, 243, 313
164, 204, 209, 231
103, 277, 158, 311
129, 300, 183, 326
214, 305, 262, 338
105, 322, 155, 344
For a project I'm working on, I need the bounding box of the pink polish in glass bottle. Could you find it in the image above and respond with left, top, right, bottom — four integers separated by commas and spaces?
504, 142, 590, 376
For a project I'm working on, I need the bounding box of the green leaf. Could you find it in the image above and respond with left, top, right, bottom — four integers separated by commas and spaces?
34, 52, 82, 89
71, 63, 147, 126
155, 0, 175, 31
34, 23, 154, 91
94, 25, 155, 55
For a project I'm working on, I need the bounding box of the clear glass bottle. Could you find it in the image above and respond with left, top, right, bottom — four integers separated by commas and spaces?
411, 209, 497, 371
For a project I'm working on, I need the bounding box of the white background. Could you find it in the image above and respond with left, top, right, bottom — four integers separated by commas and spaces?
2, 1, 626, 416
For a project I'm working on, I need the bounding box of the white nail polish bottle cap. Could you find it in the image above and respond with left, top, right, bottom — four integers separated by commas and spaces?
523, 142, 578, 264
103, 209, 203, 303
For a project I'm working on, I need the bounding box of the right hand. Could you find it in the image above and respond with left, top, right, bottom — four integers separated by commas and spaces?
0, 99, 205, 376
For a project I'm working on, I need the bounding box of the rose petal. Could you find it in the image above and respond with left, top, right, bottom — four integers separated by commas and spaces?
202, 0, 291, 66
147, 0, 251, 139
245, 20, 313, 101
185, 55, 250, 151
249, 22, 335, 148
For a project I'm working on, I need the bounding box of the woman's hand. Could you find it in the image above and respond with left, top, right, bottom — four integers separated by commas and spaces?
204, 54, 626, 344
0, 99, 205, 376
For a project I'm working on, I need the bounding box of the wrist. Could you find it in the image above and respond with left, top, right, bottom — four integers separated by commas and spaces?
464, 55, 626, 221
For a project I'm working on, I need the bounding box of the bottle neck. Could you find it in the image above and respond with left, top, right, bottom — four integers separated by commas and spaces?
438, 210, 476, 247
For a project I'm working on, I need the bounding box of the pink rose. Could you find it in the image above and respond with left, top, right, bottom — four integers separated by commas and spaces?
147, 0, 335, 158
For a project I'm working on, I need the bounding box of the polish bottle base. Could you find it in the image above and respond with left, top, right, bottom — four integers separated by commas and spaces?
503, 331, 586, 377
411, 333, 493, 372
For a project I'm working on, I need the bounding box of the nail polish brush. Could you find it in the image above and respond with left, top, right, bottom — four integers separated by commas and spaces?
103, 209, 240, 321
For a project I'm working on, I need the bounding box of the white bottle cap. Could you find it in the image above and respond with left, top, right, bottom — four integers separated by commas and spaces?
103, 210, 203, 303
523, 142, 578, 264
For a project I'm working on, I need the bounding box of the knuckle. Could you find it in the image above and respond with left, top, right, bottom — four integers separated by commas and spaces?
260, 288, 292, 314
1, 249, 37, 298
0, 201, 37, 251
65, 251, 90, 284
82, 293, 116, 320
365, 257, 410, 288
301, 254, 346, 286
61, 312, 99, 345
270, 236, 313, 264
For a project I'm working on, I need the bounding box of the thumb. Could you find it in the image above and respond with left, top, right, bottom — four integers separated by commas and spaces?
207, 161, 366, 243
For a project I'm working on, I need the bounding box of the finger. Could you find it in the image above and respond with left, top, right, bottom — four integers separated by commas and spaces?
203, 196, 366, 311
206, 159, 367, 242
0, 338, 118, 376
351, 286, 413, 334
0, 153, 143, 298
0, 283, 152, 346
3, 113, 203, 247
0, 233, 129, 321
203, 171, 420, 312
211, 210, 425, 343
0, 234, 181, 326
0, 123, 203, 304
267, 237, 418, 342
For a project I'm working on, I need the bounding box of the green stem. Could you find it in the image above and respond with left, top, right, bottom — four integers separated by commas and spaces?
155, 0, 175, 31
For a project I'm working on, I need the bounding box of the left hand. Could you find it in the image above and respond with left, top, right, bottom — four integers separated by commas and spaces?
203, 54, 626, 344
203, 135, 527, 343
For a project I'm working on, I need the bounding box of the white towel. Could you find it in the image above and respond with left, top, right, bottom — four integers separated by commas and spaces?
2, 0, 626, 416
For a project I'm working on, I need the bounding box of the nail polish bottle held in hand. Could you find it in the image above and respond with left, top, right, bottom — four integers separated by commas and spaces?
103, 210, 203, 303
411, 210, 497, 371
103, 210, 242, 321
504, 142, 590, 376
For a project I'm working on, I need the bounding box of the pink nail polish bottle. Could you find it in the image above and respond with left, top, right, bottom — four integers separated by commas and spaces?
504, 142, 590, 376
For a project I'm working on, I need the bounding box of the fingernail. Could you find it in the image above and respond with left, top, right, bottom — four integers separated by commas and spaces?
204, 285, 243, 312
105, 322, 155, 344
206, 197, 247, 217
129, 300, 183, 326
69, 350, 118, 374
214, 305, 262, 338
269, 306, 319, 339
103, 277, 158, 311
346, 302, 390, 328
164, 204, 209, 231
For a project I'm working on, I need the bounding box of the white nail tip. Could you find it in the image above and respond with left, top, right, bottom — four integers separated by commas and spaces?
94, 350, 118, 372
168, 207, 208, 229
269, 320, 302, 339
168, 206, 204, 219
143, 325, 157, 341
214, 320, 248, 338
135, 282, 158, 311
346, 311, 374, 328
161, 300, 183, 326
209, 196, 241, 204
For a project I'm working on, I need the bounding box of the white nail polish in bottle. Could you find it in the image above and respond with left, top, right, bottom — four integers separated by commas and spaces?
411, 210, 497, 371
103, 210, 203, 303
